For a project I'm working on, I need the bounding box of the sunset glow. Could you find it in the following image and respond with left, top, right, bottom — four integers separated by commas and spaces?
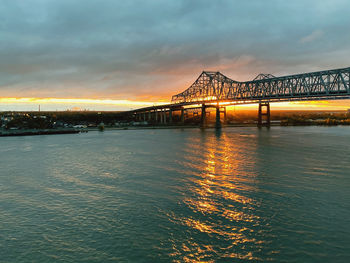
0, 97, 348, 111
0, 97, 163, 106
0, 97, 164, 111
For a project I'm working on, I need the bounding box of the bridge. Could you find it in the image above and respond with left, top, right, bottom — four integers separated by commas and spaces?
125, 66, 350, 128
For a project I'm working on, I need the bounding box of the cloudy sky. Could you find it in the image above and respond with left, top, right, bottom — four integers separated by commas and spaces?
1, 0, 350, 110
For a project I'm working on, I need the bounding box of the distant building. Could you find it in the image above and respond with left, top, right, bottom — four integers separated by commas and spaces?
1, 116, 14, 122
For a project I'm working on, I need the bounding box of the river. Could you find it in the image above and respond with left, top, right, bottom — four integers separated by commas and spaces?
1, 126, 349, 262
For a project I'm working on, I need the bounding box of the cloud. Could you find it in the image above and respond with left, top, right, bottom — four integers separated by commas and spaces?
299, 30, 324, 43
0, 0, 349, 103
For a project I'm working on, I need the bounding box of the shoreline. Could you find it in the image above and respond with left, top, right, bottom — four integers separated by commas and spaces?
0, 129, 81, 137
1, 123, 349, 137
88, 122, 349, 131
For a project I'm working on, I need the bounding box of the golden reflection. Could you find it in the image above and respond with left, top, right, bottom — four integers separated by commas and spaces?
171, 131, 263, 261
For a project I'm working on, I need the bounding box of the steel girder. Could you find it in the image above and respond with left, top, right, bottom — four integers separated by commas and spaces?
171, 67, 350, 104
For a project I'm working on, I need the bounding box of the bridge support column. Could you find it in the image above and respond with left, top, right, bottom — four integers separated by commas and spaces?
155, 109, 158, 123
200, 104, 206, 128
148, 111, 151, 121
258, 102, 270, 127
181, 108, 185, 124
223, 107, 227, 124
169, 109, 172, 124
143, 112, 146, 122
163, 109, 167, 124
216, 104, 221, 129
160, 109, 163, 124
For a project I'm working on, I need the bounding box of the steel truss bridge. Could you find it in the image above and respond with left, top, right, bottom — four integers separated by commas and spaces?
126, 66, 350, 127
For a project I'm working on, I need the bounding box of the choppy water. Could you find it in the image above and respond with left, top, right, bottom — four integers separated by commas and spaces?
0, 126, 350, 262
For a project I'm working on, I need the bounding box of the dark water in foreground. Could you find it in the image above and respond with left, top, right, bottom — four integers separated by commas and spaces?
0, 126, 349, 262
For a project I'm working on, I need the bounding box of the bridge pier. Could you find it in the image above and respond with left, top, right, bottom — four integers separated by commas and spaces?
181, 108, 185, 124
216, 105, 221, 129
224, 107, 227, 124
159, 109, 163, 124
169, 109, 173, 124
258, 102, 270, 127
163, 109, 167, 124
200, 104, 206, 128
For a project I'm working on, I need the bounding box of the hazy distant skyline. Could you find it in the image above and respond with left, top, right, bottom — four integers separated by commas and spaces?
1, 0, 350, 110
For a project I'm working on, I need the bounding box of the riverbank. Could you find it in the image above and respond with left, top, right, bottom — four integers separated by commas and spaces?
2, 122, 349, 136
87, 123, 277, 131
0, 129, 82, 137
88, 121, 350, 131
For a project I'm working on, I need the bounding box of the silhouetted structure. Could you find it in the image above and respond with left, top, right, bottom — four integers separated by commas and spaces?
126, 67, 350, 128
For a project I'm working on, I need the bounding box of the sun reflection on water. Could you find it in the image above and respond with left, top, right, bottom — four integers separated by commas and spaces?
170, 131, 264, 262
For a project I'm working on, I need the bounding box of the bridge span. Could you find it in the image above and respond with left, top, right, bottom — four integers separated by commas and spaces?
124, 66, 350, 127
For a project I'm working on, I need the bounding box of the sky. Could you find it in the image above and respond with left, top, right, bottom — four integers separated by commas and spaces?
1, 0, 350, 111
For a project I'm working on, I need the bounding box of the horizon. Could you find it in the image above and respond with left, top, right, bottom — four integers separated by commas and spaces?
1, 97, 350, 112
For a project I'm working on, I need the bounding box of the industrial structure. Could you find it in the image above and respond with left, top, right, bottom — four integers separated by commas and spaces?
125, 66, 350, 128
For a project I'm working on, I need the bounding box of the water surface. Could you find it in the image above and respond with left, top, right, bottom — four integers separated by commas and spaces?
1, 126, 349, 262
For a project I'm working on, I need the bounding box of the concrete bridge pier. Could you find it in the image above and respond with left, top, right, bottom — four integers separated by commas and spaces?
223, 107, 227, 124
258, 102, 271, 127
214, 104, 227, 129
169, 109, 173, 124
163, 109, 167, 124
160, 109, 163, 124
181, 108, 185, 124
215, 105, 221, 129
200, 104, 206, 128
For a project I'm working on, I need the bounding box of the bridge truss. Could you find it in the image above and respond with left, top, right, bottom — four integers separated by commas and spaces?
171, 67, 350, 104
